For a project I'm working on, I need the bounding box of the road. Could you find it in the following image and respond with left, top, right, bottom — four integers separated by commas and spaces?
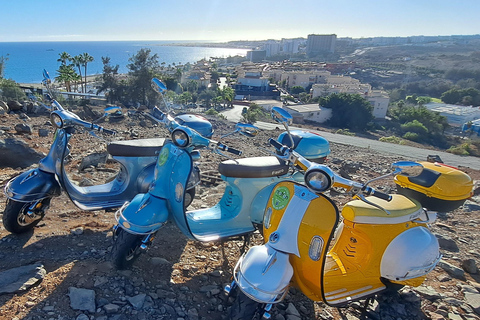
221, 105, 480, 170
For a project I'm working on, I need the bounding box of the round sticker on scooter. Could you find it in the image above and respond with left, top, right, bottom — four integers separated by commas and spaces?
157, 148, 169, 166
272, 186, 290, 210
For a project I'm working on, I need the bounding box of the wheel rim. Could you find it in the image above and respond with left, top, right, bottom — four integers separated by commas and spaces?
17, 202, 43, 227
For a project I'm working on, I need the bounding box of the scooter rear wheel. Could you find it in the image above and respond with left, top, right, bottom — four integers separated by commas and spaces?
111, 228, 144, 270
229, 288, 265, 320
2, 198, 50, 234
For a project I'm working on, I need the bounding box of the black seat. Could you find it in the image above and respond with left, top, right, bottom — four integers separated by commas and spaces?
107, 138, 166, 157
218, 156, 289, 178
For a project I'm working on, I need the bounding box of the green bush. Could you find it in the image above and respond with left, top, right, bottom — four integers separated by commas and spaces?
379, 136, 404, 144
447, 143, 471, 155
402, 132, 420, 141
335, 128, 355, 136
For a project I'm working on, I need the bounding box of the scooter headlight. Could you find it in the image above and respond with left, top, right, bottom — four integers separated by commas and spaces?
305, 168, 332, 192
172, 129, 190, 148
50, 112, 64, 128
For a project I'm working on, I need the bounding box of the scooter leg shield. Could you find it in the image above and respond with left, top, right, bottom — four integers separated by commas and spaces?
4, 169, 61, 202
381, 226, 441, 282
235, 244, 293, 304
115, 193, 169, 235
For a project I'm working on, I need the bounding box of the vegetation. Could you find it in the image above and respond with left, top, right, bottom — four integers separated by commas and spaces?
0, 54, 8, 78
241, 103, 267, 123
126, 48, 161, 107
318, 93, 374, 131
0, 78, 26, 101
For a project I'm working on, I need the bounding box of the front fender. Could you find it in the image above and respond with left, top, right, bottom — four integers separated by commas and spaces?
235, 244, 293, 304
4, 168, 61, 202
115, 193, 169, 235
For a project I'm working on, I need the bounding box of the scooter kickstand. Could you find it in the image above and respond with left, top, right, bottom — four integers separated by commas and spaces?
240, 234, 251, 255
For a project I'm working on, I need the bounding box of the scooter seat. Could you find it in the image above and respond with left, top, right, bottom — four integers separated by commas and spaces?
218, 156, 289, 178
107, 138, 166, 157
342, 194, 424, 224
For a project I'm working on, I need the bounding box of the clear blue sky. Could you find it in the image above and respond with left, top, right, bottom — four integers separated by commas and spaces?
1, 0, 479, 42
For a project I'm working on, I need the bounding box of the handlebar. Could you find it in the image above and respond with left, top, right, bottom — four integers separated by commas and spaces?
268, 138, 290, 155
217, 143, 242, 156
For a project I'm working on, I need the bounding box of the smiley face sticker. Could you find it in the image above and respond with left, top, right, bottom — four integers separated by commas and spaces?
157, 147, 169, 166
272, 186, 290, 210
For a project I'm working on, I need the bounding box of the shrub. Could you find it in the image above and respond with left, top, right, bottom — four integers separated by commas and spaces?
402, 132, 420, 142
447, 143, 471, 155
335, 128, 355, 136
379, 136, 404, 144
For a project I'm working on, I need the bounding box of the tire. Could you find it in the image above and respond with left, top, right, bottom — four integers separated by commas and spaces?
230, 288, 265, 320
2, 198, 50, 234
185, 187, 196, 208
111, 228, 144, 270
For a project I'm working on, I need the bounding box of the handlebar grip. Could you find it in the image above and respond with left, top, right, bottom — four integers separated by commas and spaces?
152, 107, 165, 120
101, 128, 116, 136
268, 138, 283, 150
362, 186, 392, 201
218, 143, 242, 156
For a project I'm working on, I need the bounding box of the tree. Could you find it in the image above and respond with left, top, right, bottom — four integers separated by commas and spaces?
97, 56, 122, 103
127, 48, 161, 106
0, 54, 9, 78
319, 93, 374, 131
290, 86, 305, 95
57, 52, 71, 66
71, 55, 84, 93
220, 86, 235, 107
0, 79, 26, 100
80, 53, 94, 93
242, 103, 267, 123
186, 80, 198, 93
55, 64, 77, 92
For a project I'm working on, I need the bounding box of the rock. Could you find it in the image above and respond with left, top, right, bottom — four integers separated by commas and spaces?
0, 263, 46, 294
0, 100, 9, 112
38, 128, 49, 137
71, 227, 84, 235
79, 152, 108, 171
0, 138, 43, 168
414, 286, 442, 300
127, 293, 146, 309
463, 200, 480, 212
465, 292, 480, 315
462, 258, 479, 274
14, 123, 32, 134
438, 260, 466, 281
75, 314, 89, 320
68, 287, 96, 313
436, 234, 460, 252
103, 303, 121, 314
150, 257, 171, 266
286, 302, 301, 317
7, 100, 23, 111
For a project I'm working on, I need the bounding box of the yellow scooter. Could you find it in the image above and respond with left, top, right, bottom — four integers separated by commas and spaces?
226, 107, 473, 320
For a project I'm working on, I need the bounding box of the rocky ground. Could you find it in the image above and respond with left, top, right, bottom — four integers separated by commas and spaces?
1, 103, 480, 320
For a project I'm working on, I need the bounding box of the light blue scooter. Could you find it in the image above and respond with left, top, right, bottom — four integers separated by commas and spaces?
111, 79, 307, 269
2, 71, 205, 234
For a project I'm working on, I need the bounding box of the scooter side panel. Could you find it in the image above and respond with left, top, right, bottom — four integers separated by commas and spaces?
5, 169, 61, 202
263, 181, 339, 302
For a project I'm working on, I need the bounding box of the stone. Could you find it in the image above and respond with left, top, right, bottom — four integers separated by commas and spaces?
150, 257, 171, 266
14, 123, 32, 134
79, 152, 108, 171
286, 302, 301, 317
68, 287, 96, 313
436, 234, 460, 252
0, 263, 46, 294
7, 100, 23, 111
127, 293, 146, 309
438, 260, 466, 281
38, 128, 49, 137
75, 314, 89, 320
0, 138, 43, 168
103, 303, 121, 314
465, 292, 480, 315
462, 258, 479, 274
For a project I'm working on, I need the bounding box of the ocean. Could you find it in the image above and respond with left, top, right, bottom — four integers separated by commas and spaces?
0, 41, 248, 84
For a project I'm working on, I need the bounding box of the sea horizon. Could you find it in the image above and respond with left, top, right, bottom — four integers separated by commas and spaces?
0, 40, 248, 84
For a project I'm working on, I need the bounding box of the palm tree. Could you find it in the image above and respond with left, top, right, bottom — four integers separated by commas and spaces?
71, 55, 84, 93
56, 64, 77, 92
57, 52, 71, 66
80, 53, 94, 93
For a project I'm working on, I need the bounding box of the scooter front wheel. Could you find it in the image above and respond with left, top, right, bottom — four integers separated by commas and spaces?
229, 288, 265, 320
2, 198, 51, 234
111, 228, 144, 270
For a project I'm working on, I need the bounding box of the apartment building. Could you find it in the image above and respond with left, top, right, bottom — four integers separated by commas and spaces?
311, 76, 390, 119
306, 34, 337, 57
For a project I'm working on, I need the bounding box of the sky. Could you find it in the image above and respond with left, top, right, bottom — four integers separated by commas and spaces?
1, 0, 479, 42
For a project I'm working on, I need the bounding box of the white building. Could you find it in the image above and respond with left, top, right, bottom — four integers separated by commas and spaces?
425, 103, 480, 126
311, 76, 390, 119
283, 104, 332, 124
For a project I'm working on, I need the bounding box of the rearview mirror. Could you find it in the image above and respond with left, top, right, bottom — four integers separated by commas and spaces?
151, 78, 167, 94
392, 161, 424, 177
271, 107, 292, 126
236, 123, 259, 137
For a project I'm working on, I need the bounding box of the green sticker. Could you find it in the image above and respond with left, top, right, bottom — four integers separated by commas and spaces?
272, 186, 290, 210
157, 148, 169, 166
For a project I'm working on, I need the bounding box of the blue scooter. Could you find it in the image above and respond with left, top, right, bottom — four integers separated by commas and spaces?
111, 79, 308, 269
2, 71, 206, 234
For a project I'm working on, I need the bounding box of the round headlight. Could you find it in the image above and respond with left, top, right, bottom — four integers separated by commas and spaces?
50, 112, 64, 128
171, 129, 190, 147
305, 169, 332, 192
